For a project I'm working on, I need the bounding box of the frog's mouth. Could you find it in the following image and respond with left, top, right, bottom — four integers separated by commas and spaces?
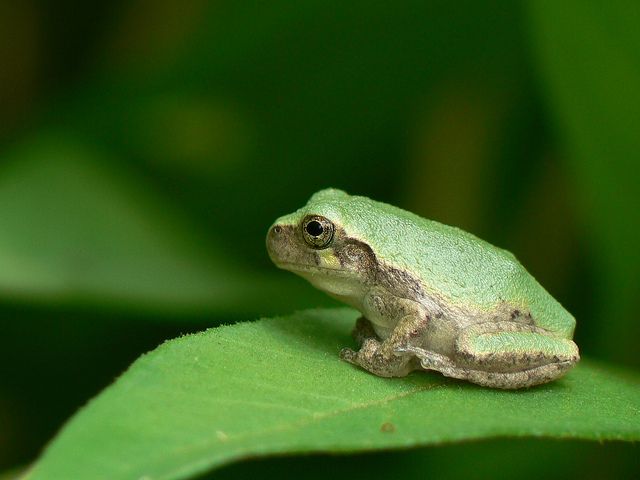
273, 261, 356, 277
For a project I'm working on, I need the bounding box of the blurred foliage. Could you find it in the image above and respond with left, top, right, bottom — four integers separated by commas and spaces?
209, 439, 640, 480
0, 0, 638, 478
0, 131, 324, 314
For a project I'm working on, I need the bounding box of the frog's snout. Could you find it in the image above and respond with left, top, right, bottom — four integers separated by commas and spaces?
266, 224, 280, 259
266, 223, 285, 244
267, 221, 327, 274
266, 223, 294, 265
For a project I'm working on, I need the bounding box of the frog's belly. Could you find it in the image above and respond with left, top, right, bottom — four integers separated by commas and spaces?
371, 322, 394, 339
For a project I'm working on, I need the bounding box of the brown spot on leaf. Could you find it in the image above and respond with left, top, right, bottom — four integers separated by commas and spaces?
380, 422, 396, 433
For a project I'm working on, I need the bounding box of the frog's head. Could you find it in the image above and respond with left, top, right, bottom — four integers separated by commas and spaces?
266, 188, 378, 300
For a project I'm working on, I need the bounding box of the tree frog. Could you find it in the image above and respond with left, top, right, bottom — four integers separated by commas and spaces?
266, 188, 579, 389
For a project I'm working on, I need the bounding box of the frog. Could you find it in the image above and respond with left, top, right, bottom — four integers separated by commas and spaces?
266, 188, 579, 389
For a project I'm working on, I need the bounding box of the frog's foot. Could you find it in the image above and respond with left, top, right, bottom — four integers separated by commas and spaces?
351, 317, 379, 346
340, 338, 417, 377
395, 346, 454, 371
396, 346, 486, 386
396, 345, 493, 385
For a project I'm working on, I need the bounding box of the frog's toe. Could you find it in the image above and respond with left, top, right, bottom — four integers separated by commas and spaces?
339, 347, 359, 364
400, 348, 455, 370
395, 345, 423, 355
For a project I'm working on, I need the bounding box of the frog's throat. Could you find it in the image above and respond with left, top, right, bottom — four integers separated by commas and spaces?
275, 262, 366, 301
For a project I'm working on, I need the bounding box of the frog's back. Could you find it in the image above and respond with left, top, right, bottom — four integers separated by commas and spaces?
334, 194, 575, 338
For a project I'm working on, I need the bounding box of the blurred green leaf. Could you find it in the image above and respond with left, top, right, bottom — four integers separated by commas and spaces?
0, 469, 21, 480
211, 439, 640, 480
0, 132, 324, 315
25, 308, 640, 480
45, 1, 528, 267
527, 1, 640, 364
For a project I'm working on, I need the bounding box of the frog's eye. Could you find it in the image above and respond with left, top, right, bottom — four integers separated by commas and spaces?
302, 215, 335, 249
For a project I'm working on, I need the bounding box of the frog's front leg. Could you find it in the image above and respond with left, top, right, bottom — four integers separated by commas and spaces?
403, 321, 579, 389
340, 302, 427, 377
340, 316, 424, 377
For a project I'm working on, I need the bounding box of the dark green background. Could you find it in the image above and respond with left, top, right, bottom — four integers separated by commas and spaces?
1, 1, 638, 478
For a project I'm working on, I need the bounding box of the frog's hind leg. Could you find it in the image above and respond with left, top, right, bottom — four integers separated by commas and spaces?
404, 322, 579, 389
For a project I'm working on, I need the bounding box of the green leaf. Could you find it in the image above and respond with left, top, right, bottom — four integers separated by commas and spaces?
25, 308, 640, 480
527, 1, 640, 363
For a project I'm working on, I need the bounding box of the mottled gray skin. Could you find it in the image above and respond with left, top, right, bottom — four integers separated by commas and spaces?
266, 189, 579, 389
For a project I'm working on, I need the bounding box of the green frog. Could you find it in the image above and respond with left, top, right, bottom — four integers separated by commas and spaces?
266, 188, 579, 389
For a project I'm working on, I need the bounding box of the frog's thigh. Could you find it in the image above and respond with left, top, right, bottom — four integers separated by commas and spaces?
451, 322, 579, 389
